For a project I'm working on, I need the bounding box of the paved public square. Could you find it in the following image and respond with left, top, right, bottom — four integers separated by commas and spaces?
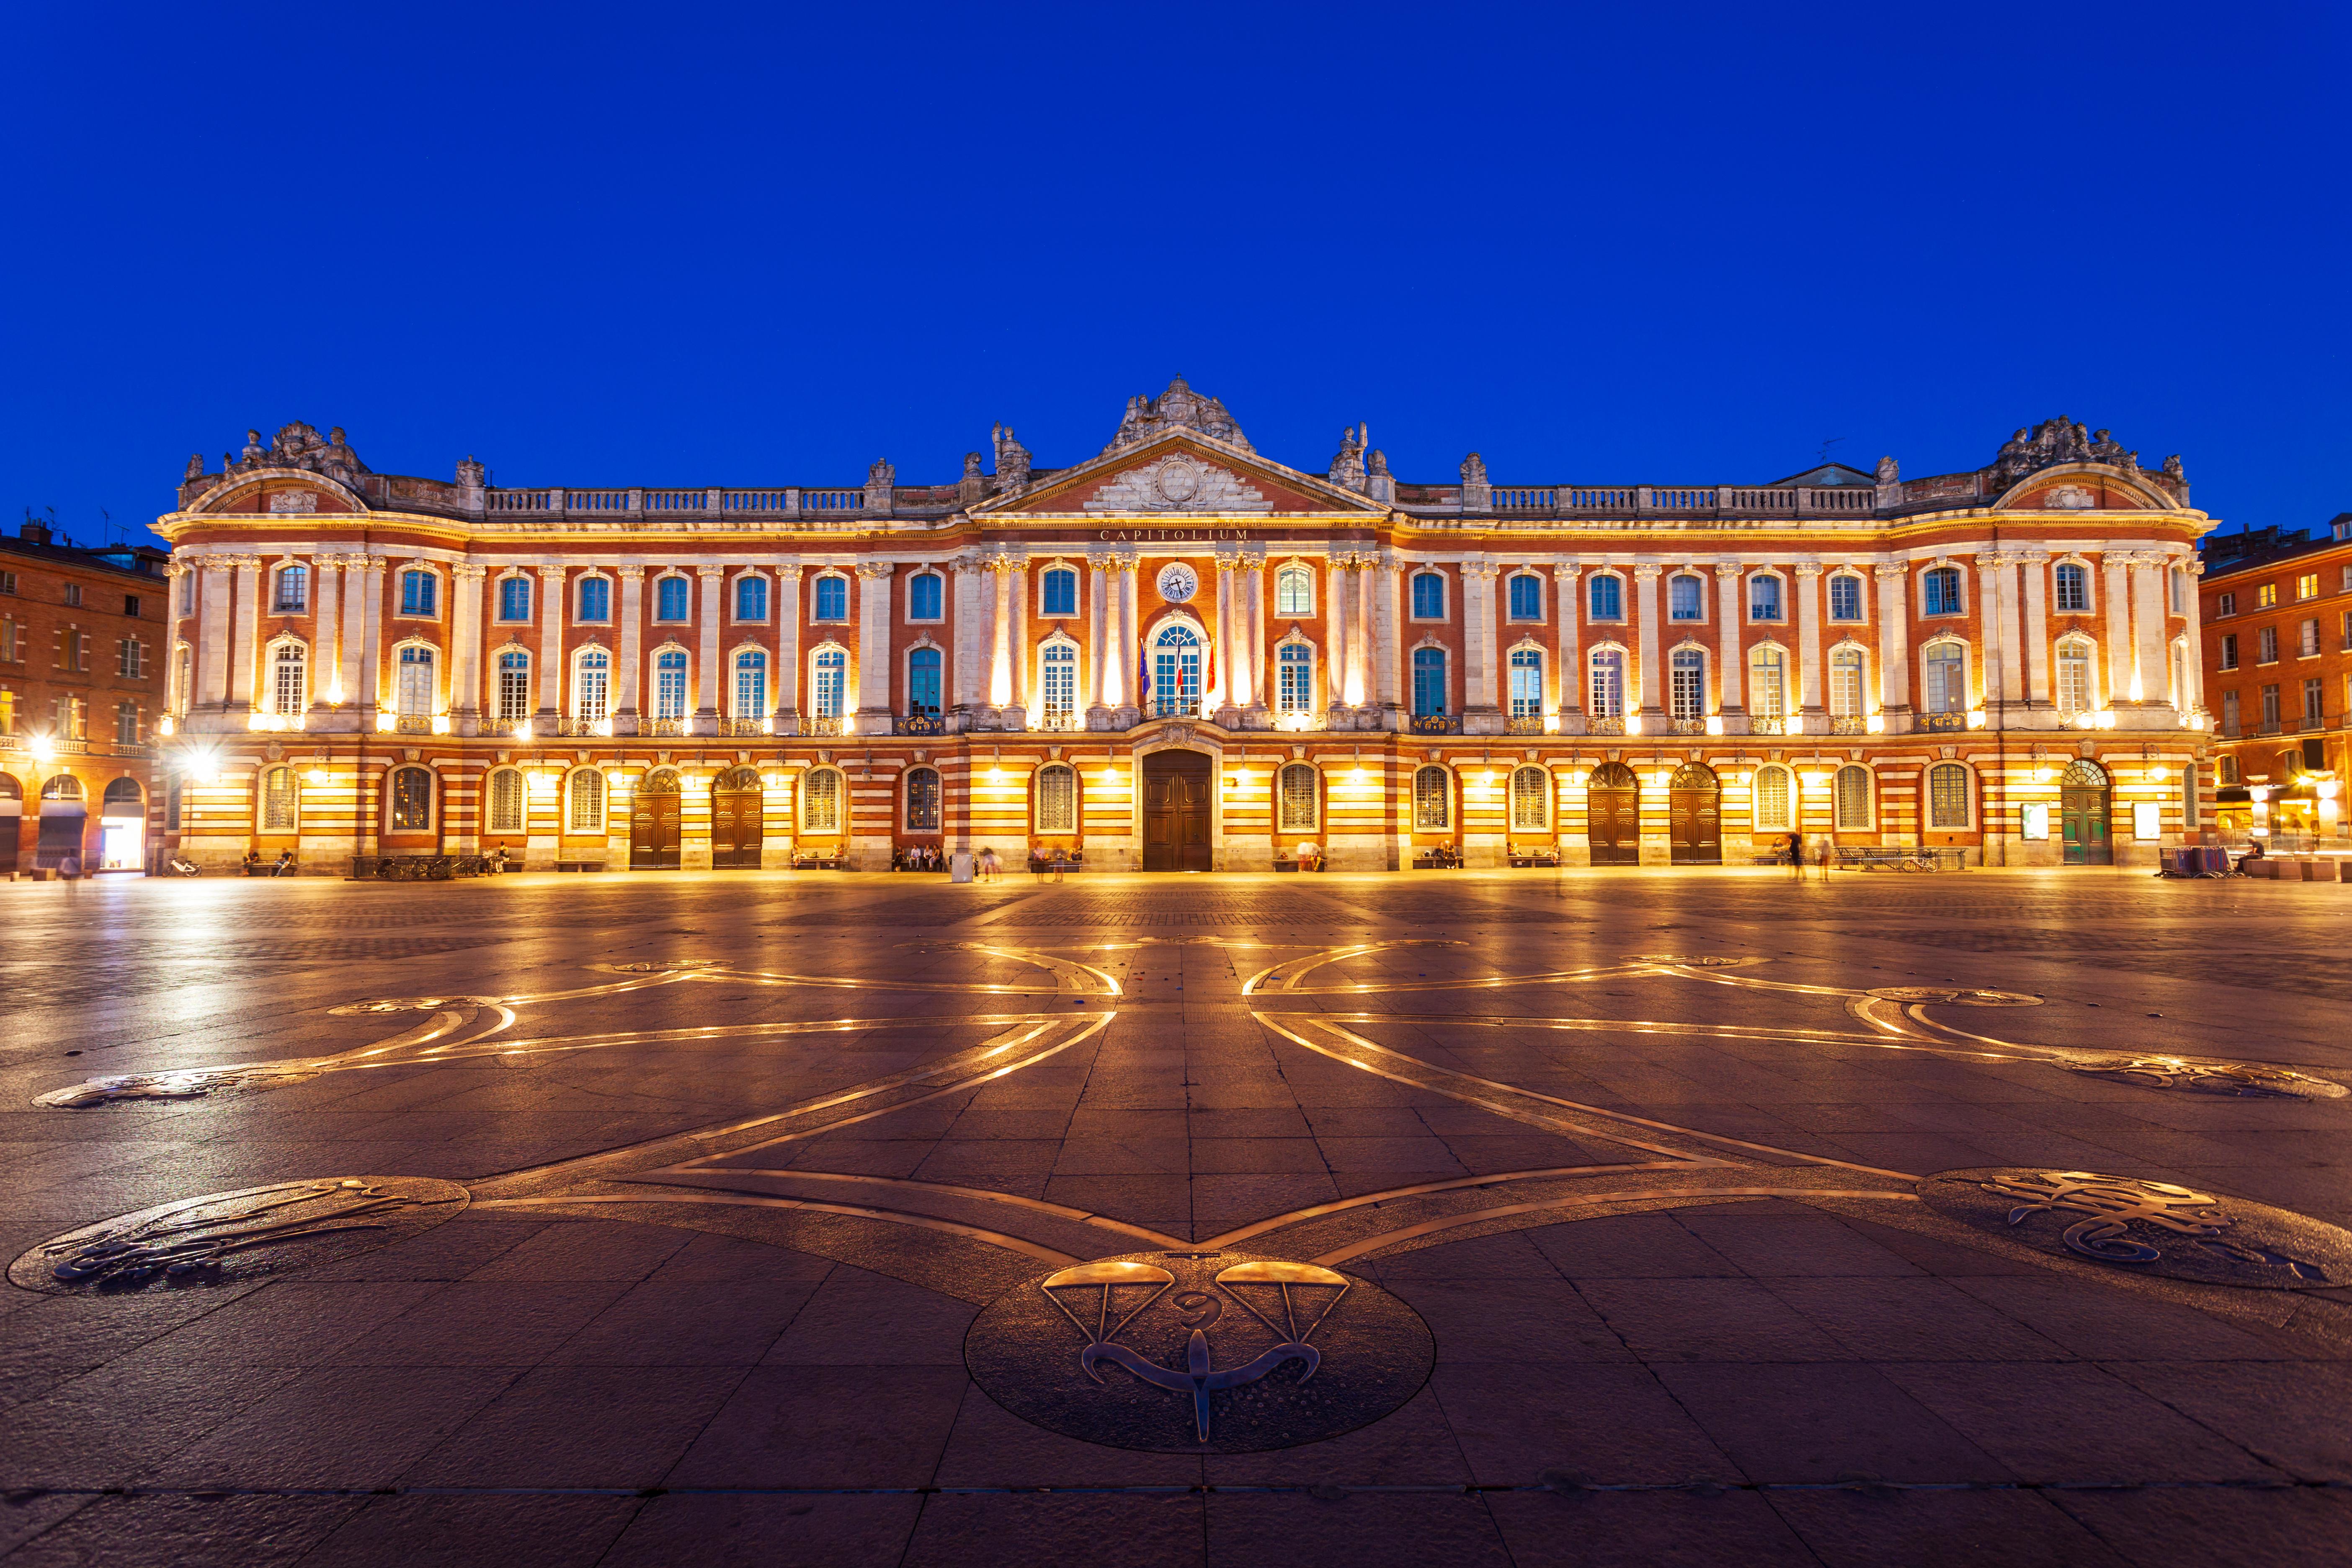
3, 866, 2349, 1566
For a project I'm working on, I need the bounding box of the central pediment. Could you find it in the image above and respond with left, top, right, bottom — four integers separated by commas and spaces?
977, 429, 1385, 518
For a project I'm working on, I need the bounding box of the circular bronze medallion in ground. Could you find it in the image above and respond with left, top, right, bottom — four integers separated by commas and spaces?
965, 1250, 1433, 1452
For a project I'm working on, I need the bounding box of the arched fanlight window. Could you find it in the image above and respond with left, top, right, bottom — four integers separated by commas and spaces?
1276, 566, 1313, 616
485, 767, 526, 833
1834, 765, 1872, 830
1278, 762, 1318, 831
732, 649, 768, 718
1150, 624, 1201, 716
653, 649, 689, 719
389, 766, 433, 830
1510, 765, 1549, 832
1752, 764, 1792, 832
1413, 765, 1451, 830
567, 769, 605, 833
259, 764, 297, 831
269, 640, 307, 715
575, 647, 611, 723
1035, 763, 1078, 833
905, 766, 941, 831
802, 766, 842, 832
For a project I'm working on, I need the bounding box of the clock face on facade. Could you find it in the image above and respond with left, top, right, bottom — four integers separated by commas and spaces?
1156, 563, 1199, 603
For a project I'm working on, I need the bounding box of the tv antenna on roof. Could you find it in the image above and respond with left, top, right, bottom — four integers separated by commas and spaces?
1817, 436, 1845, 464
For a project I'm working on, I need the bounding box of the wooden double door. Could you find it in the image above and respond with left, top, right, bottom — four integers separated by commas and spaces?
1668, 763, 1721, 865
1142, 750, 1213, 872
1587, 762, 1640, 865
2060, 760, 2112, 866
632, 769, 681, 870
711, 766, 764, 869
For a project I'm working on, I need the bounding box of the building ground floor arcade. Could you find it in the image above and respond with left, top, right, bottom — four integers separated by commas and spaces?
167, 722, 2211, 875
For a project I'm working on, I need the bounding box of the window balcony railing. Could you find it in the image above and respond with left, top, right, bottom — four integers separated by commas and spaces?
1149, 698, 1202, 720
644, 716, 688, 737
1916, 711, 1967, 732
893, 713, 946, 736
485, 717, 531, 736
393, 715, 433, 735
1588, 716, 1626, 735
1669, 716, 1706, 735
557, 716, 609, 736
717, 717, 769, 737
805, 714, 847, 736
1830, 715, 1867, 735
1036, 709, 1084, 732
1409, 712, 1462, 735
1749, 715, 1789, 735
1275, 709, 1326, 732
1508, 713, 1547, 734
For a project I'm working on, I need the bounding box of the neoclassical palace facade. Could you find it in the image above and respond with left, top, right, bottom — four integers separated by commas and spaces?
157, 383, 2216, 873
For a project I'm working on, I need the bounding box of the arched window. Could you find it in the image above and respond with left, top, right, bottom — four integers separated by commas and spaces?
1411, 647, 1447, 716
399, 569, 438, 618
732, 650, 767, 718
259, 765, 297, 831
812, 574, 848, 622
1411, 571, 1446, 620
1035, 763, 1078, 833
1668, 573, 1703, 621
1748, 574, 1783, 622
1508, 573, 1543, 621
1277, 566, 1313, 616
2054, 562, 2090, 613
654, 650, 689, 719
1040, 567, 1079, 619
1278, 642, 1315, 715
2056, 639, 2094, 715
1588, 573, 1624, 621
1509, 647, 1544, 719
1752, 764, 1792, 832
1828, 573, 1864, 622
41, 774, 82, 802
1511, 765, 1549, 832
1589, 648, 1625, 718
904, 766, 941, 830
655, 575, 691, 622
1039, 640, 1077, 719
1278, 762, 1319, 831
802, 767, 842, 832
1834, 765, 1872, 830
906, 647, 941, 714
1151, 624, 1202, 715
1749, 646, 1788, 724
567, 769, 605, 833
905, 572, 941, 622
272, 564, 307, 613
497, 650, 531, 723
395, 645, 436, 716
810, 647, 847, 718
1669, 647, 1705, 722
735, 575, 768, 622
577, 576, 611, 622
1927, 762, 1972, 828
1921, 640, 1968, 714
486, 767, 526, 833
389, 765, 433, 831
1413, 765, 1451, 830
102, 777, 142, 814
575, 648, 610, 723
1922, 566, 1963, 616
498, 575, 531, 622
269, 641, 307, 715
1830, 647, 1866, 720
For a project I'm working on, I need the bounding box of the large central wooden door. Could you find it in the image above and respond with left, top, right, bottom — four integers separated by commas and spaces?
2060, 759, 2112, 866
632, 768, 681, 870
1669, 763, 1721, 865
1142, 750, 1213, 872
711, 766, 763, 870
1587, 762, 1640, 866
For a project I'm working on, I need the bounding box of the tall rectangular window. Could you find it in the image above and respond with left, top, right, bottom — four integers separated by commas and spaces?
1278, 643, 1315, 714
1669, 649, 1704, 720
1749, 575, 1782, 622
578, 577, 611, 622
1507, 575, 1542, 620
1749, 647, 1787, 720
1922, 567, 1962, 616
1669, 575, 1703, 621
2261, 683, 2280, 725
2219, 634, 2238, 670
272, 565, 307, 612
2053, 563, 2089, 612
735, 576, 767, 622
400, 571, 436, 617
1509, 647, 1543, 717
657, 577, 691, 621
576, 651, 611, 722
2300, 619, 2320, 657
395, 646, 435, 714
1411, 647, 1446, 715
1042, 568, 1078, 618
2305, 677, 2325, 723
500, 577, 532, 621
1587, 575, 1622, 621
497, 651, 531, 722
812, 576, 847, 621
1041, 642, 1076, 714
1830, 649, 1864, 717
903, 573, 937, 621
2258, 627, 2278, 663
1588, 650, 1624, 718
1828, 574, 1862, 622
655, 651, 689, 718
1411, 573, 1445, 619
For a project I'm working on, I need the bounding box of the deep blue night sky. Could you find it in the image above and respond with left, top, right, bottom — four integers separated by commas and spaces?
5, 3, 2346, 548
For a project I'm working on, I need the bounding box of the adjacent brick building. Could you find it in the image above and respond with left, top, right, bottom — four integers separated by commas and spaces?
2199, 515, 2352, 845
157, 389, 2213, 873
0, 520, 171, 874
